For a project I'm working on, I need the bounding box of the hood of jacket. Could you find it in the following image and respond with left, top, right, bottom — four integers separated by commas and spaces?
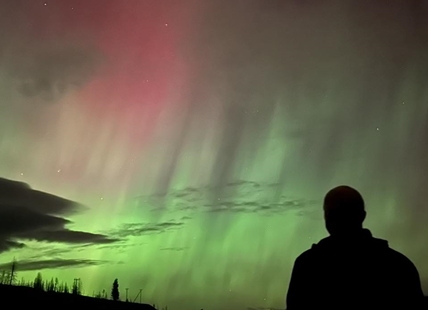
310, 229, 389, 251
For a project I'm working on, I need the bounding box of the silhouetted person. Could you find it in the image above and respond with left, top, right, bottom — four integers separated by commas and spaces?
286, 186, 424, 310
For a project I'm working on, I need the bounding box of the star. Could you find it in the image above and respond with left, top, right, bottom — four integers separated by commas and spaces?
43, 2, 48, 6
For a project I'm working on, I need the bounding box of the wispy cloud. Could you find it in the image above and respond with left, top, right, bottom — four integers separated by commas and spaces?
111, 221, 185, 238
0, 258, 107, 272
95, 243, 146, 251
135, 180, 319, 216
204, 198, 317, 215
160, 247, 188, 252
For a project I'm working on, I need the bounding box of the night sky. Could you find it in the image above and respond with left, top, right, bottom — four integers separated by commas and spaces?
0, 1, 428, 309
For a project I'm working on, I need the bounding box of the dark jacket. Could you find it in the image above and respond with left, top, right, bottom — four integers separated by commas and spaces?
286, 229, 424, 310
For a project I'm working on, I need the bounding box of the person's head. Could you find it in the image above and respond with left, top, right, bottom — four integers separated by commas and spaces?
323, 186, 366, 236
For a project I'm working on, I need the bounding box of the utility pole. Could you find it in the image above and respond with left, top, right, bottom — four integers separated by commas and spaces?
133, 288, 143, 303
126, 288, 129, 302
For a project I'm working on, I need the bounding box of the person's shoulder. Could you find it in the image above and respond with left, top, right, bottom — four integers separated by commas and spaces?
295, 236, 333, 261
296, 248, 313, 261
294, 244, 320, 266
373, 243, 419, 275
383, 246, 417, 268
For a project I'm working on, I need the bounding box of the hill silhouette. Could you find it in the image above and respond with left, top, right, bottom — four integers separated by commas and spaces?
0, 284, 156, 309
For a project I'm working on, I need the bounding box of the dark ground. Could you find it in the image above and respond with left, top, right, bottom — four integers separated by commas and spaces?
0, 284, 157, 309
1, 284, 427, 309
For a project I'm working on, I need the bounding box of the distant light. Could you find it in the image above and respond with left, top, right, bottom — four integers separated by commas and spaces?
57, 169, 61, 173
43, 2, 48, 6
20, 172, 24, 176
376, 127, 380, 131
165, 23, 168, 26
101, 197, 104, 200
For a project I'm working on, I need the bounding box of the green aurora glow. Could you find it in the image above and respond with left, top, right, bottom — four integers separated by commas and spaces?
0, 1, 427, 309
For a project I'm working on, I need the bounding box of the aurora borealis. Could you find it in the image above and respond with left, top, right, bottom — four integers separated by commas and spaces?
0, 0, 428, 309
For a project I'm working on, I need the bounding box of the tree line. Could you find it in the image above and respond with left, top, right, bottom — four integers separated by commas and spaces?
0, 270, 82, 295
0, 260, 165, 309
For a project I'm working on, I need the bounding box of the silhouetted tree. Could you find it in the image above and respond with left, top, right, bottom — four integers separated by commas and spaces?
0, 270, 7, 284
34, 272, 43, 291
46, 277, 55, 292
57, 282, 64, 293
18, 277, 26, 286
72, 281, 78, 294
94, 289, 107, 299
72, 278, 82, 295
63, 282, 69, 294
111, 278, 119, 301
9, 258, 17, 285
0, 259, 18, 285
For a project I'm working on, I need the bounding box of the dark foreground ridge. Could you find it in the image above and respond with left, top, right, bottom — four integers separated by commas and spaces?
1, 283, 428, 309
0, 284, 157, 310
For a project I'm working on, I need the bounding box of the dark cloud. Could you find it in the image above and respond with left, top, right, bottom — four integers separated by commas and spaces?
0, 206, 69, 236
0, 1, 102, 105
0, 240, 25, 253
18, 230, 117, 245
0, 178, 81, 215
111, 221, 185, 238
11, 43, 101, 102
0, 178, 119, 253
0, 258, 107, 272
